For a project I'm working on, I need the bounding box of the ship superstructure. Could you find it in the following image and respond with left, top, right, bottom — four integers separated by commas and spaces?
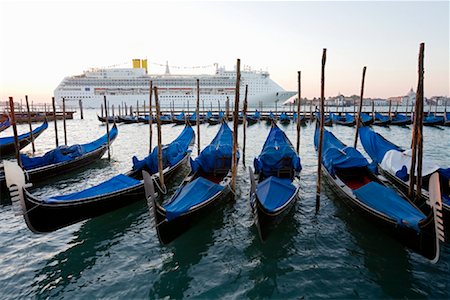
54, 59, 295, 108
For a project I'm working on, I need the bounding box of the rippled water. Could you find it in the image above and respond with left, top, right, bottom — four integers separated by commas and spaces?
0, 109, 449, 299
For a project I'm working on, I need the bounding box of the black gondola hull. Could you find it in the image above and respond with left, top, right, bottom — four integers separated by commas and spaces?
322, 166, 436, 260
0, 122, 47, 158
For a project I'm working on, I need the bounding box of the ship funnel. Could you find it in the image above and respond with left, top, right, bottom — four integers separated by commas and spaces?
142, 59, 148, 74
132, 59, 141, 68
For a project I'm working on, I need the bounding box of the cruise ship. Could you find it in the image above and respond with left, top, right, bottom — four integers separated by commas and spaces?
54, 59, 296, 108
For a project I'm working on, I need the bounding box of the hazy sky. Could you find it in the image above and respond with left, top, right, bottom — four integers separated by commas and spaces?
0, 0, 448, 103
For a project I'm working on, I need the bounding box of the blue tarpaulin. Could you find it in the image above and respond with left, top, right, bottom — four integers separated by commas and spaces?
254, 111, 260, 118
190, 122, 238, 173
375, 112, 390, 122
256, 176, 297, 213
163, 177, 224, 220
45, 174, 141, 203
345, 113, 355, 123
360, 113, 372, 124
254, 125, 301, 177
392, 113, 409, 122
354, 181, 425, 231
423, 115, 444, 124
20, 125, 118, 170
314, 127, 368, 176
132, 125, 194, 173
174, 112, 185, 121
279, 112, 290, 121
0, 120, 48, 146
358, 126, 402, 164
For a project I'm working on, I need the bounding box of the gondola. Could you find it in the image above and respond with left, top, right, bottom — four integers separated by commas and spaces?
246, 111, 260, 125
390, 113, 411, 126
360, 113, 374, 126
331, 113, 356, 126
0, 116, 10, 132
0, 124, 118, 193
4, 125, 195, 233
444, 112, 450, 127
97, 115, 121, 123
423, 113, 444, 126
279, 112, 291, 125
314, 125, 442, 260
373, 112, 391, 126
315, 112, 332, 127
187, 112, 204, 125
160, 114, 173, 124
249, 123, 301, 241
358, 126, 449, 238
145, 122, 237, 244
207, 111, 224, 125
0, 119, 48, 158
173, 112, 187, 125
293, 113, 306, 125
118, 115, 139, 124
266, 112, 277, 124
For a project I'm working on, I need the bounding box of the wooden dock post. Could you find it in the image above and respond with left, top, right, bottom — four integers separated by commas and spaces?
79, 99, 84, 119
149, 81, 153, 153
231, 59, 241, 192
8, 97, 22, 167
296, 71, 301, 153
103, 96, 111, 161
409, 43, 425, 201
243, 84, 248, 165
63, 97, 68, 145
309, 99, 313, 123
52, 97, 59, 147
101, 103, 104, 118
316, 48, 327, 213
226, 96, 230, 121
371, 100, 375, 120
354, 66, 367, 148
196, 79, 201, 155
388, 100, 392, 121
25, 95, 35, 153
154, 86, 165, 189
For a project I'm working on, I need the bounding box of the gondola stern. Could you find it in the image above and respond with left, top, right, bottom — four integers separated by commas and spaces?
4, 161, 31, 217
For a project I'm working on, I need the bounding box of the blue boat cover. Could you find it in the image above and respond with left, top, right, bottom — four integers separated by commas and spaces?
358, 127, 402, 164
189, 112, 198, 121
446, 112, 450, 120
314, 127, 368, 176
375, 112, 390, 122
423, 115, 444, 124
20, 125, 118, 170
279, 112, 290, 121
353, 181, 425, 231
190, 122, 238, 173
269, 112, 275, 119
163, 177, 224, 220
293, 113, 304, 122
254, 111, 261, 118
256, 176, 296, 213
206, 111, 213, 119
175, 112, 185, 121
45, 174, 141, 203
345, 113, 355, 122
161, 115, 171, 121
360, 113, 372, 123
132, 125, 194, 173
0, 118, 10, 129
392, 113, 409, 122
254, 125, 301, 177
0, 120, 48, 146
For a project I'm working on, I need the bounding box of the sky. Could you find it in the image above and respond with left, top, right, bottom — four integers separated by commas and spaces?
0, 0, 448, 103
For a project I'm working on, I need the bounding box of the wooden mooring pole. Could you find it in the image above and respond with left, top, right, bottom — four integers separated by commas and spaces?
63, 97, 68, 145
316, 48, 327, 213
196, 79, 201, 155
79, 99, 84, 119
149, 81, 153, 153
354, 66, 367, 148
103, 96, 111, 161
296, 71, 301, 153
231, 59, 241, 192
154, 86, 165, 189
52, 97, 59, 147
9, 97, 22, 167
25, 95, 35, 153
243, 84, 248, 165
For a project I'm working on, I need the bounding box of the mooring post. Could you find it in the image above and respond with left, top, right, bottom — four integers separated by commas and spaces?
63, 97, 68, 145
52, 97, 59, 147
103, 96, 111, 161
388, 100, 392, 121
296, 71, 301, 153
243, 84, 248, 165
154, 86, 165, 189
196, 79, 201, 155
354, 66, 367, 148
9, 97, 22, 167
316, 48, 327, 213
231, 59, 241, 192
79, 99, 84, 119
25, 95, 35, 153
149, 81, 153, 153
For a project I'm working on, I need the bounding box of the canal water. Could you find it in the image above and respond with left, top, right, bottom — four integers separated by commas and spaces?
0, 109, 449, 298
